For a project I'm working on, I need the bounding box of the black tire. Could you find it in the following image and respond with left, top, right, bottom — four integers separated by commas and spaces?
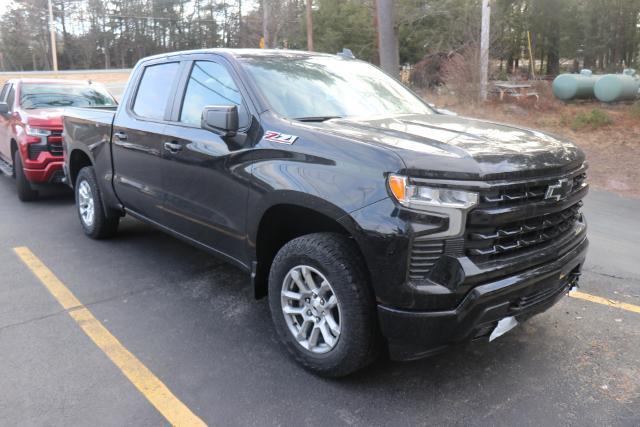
13, 151, 38, 202
268, 232, 379, 377
75, 166, 119, 239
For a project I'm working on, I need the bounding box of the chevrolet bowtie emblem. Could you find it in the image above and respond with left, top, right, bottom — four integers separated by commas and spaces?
545, 178, 573, 201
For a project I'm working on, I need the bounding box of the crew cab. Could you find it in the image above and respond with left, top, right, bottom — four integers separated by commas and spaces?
0, 78, 116, 200
63, 49, 588, 377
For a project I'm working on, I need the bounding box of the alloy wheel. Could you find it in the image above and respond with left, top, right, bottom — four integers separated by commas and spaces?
281, 265, 341, 354
78, 180, 95, 227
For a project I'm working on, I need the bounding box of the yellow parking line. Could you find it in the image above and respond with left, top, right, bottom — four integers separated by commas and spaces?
13, 247, 207, 427
569, 290, 640, 314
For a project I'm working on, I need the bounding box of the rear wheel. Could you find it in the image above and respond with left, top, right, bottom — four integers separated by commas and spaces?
14, 150, 38, 202
268, 232, 379, 377
75, 166, 119, 239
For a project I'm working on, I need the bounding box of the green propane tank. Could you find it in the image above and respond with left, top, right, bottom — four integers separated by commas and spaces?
552, 69, 599, 100
594, 70, 640, 103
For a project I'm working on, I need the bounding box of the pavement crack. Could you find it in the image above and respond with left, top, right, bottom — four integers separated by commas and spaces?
0, 308, 70, 333
0, 284, 160, 333
583, 268, 640, 283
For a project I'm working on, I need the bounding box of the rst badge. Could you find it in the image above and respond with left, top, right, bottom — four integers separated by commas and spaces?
264, 131, 298, 145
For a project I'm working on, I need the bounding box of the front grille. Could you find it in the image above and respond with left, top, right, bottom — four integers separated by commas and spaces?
465, 166, 588, 263
466, 201, 583, 262
48, 142, 63, 156
480, 170, 587, 208
408, 238, 444, 280
47, 131, 64, 156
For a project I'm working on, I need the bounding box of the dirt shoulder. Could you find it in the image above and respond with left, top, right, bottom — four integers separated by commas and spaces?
425, 87, 640, 199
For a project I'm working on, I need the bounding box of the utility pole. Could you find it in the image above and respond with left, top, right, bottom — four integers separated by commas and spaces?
238, 0, 243, 47
480, 0, 490, 101
306, 0, 313, 51
262, 0, 269, 48
376, 0, 399, 76
47, 0, 58, 72
372, 0, 380, 65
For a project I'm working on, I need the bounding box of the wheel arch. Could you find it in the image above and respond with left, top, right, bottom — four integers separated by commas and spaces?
68, 148, 94, 188
250, 194, 369, 299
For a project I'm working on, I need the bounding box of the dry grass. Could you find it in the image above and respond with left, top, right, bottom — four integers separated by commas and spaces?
424, 83, 640, 199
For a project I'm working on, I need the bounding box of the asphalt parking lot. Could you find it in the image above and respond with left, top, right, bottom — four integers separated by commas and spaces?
0, 177, 638, 426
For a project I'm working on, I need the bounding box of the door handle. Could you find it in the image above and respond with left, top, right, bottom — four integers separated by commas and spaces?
163, 141, 182, 153
114, 131, 128, 140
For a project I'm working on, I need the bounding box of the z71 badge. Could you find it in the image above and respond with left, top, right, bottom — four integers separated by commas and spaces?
264, 131, 298, 145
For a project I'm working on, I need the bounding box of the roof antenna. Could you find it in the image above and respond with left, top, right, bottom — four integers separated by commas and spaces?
337, 48, 355, 59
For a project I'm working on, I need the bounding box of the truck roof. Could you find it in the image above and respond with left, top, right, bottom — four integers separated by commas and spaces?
5, 78, 95, 85
139, 48, 338, 64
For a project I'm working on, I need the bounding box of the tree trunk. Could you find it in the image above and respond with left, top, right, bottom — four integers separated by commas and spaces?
262, 0, 270, 48
306, 0, 313, 51
376, 0, 399, 76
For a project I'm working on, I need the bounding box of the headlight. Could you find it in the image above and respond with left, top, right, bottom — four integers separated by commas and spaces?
25, 126, 52, 137
388, 174, 478, 238
388, 174, 478, 209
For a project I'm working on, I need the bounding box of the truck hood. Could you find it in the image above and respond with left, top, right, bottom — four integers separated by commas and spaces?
319, 114, 585, 180
21, 108, 65, 128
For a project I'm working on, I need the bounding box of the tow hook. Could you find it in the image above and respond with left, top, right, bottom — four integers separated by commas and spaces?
568, 271, 581, 294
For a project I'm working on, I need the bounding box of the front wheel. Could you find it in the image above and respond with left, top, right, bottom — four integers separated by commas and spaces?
13, 151, 38, 202
75, 166, 119, 239
268, 232, 379, 377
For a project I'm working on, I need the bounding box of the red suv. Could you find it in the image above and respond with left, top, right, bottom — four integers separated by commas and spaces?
0, 79, 117, 201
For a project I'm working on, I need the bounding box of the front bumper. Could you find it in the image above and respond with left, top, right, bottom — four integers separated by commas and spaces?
378, 235, 588, 361
24, 160, 65, 183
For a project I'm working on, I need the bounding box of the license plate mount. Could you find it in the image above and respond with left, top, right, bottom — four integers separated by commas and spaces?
489, 316, 518, 342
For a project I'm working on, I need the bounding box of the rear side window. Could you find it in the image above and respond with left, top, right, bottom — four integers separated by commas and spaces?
0, 84, 8, 101
6, 87, 15, 110
180, 61, 248, 127
133, 62, 180, 120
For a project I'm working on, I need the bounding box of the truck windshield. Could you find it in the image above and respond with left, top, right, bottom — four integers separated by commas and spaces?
20, 83, 117, 109
240, 55, 432, 120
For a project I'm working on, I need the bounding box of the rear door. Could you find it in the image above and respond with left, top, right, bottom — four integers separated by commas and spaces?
158, 57, 256, 265
112, 60, 183, 222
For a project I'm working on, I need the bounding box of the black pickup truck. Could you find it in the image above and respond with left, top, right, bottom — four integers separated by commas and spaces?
63, 49, 588, 377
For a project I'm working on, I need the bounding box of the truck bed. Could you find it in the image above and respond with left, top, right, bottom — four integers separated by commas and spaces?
63, 106, 117, 189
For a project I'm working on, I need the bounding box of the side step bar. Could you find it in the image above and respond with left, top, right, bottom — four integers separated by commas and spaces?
0, 157, 13, 177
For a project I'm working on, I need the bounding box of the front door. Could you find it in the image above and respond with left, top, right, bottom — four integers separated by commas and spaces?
160, 59, 254, 265
111, 61, 182, 222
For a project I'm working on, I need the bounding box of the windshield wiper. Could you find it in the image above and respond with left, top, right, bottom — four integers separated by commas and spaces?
293, 116, 343, 122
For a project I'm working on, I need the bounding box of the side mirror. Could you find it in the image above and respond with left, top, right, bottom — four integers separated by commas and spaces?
201, 105, 239, 136
0, 102, 9, 114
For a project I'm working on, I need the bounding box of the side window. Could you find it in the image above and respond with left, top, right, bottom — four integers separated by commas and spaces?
6, 87, 15, 110
132, 62, 180, 120
0, 84, 8, 101
180, 61, 248, 128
